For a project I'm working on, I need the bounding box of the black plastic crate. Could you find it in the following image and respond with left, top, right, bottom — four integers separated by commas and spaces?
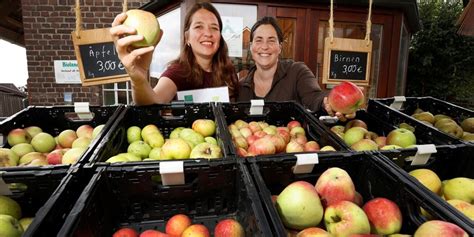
83, 103, 232, 167
217, 101, 349, 158
377, 144, 474, 231
250, 153, 472, 236
0, 105, 123, 170
315, 102, 462, 152
0, 167, 68, 235
57, 160, 272, 237
371, 97, 473, 143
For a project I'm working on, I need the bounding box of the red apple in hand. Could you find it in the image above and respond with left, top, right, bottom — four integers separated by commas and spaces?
363, 197, 402, 235
328, 81, 365, 114
113, 228, 138, 237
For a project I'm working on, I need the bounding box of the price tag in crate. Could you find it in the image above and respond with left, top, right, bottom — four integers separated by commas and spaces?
293, 153, 319, 174
250, 99, 264, 115
160, 161, 185, 185
390, 96, 406, 110
408, 144, 437, 166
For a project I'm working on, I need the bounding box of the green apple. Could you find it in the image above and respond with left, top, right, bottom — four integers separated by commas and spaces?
127, 126, 142, 144
443, 177, 474, 203
204, 136, 218, 145
30, 132, 56, 153
148, 147, 164, 160
189, 143, 222, 159
123, 9, 161, 48
92, 124, 105, 139
105, 155, 129, 163
324, 201, 370, 236
24, 126, 42, 139
169, 127, 185, 139
192, 119, 216, 137
343, 127, 368, 146
0, 214, 23, 237
18, 217, 33, 232
141, 124, 160, 139
0, 148, 20, 167
320, 145, 336, 152
0, 196, 21, 219
61, 147, 87, 165
127, 141, 151, 159
409, 168, 442, 195
19, 152, 46, 166
144, 132, 165, 148
350, 138, 378, 151
10, 143, 34, 158
118, 153, 141, 162
71, 137, 91, 149
276, 181, 323, 230
386, 128, 416, 148
160, 138, 192, 159
179, 128, 205, 147
7, 128, 29, 146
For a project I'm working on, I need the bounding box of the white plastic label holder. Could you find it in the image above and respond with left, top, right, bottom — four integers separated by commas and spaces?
293, 153, 319, 174
409, 144, 437, 166
0, 172, 12, 195
74, 102, 93, 120
160, 161, 185, 185
250, 99, 264, 115
319, 115, 339, 124
390, 96, 406, 110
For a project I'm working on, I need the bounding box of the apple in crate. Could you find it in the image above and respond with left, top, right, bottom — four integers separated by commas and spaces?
140, 229, 168, 237
189, 142, 222, 159
181, 224, 210, 237
30, 132, 56, 153
0, 196, 22, 219
276, 181, 324, 230
76, 124, 93, 138
192, 119, 216, 137
0, 148, 20, 167
24, 126, 42, 139
443, 177, 474, 203
214, 218, 244, 237
123, 9, 161, 48
7, 128, 30, 146
0, 214, 23, 237
408, 169, 442, 195
324, 201, 370, 236
386, 128, 416, 148
296, 227, 331, 237
414, 220, 468, 237
166, 214, 191, 236
363, 197, 402, 235
327, 81, 365, 114
113, 227, 138, 237
315, 167, 356, 207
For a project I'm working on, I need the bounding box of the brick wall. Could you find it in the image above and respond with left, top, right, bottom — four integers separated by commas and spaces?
21, 0, 148, 105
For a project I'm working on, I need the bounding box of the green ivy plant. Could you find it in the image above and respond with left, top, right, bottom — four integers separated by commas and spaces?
407, 0, 474, 108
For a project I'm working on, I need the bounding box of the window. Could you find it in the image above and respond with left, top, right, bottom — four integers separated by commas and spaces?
102, 82, 132, 105
395, 21, 409, 96
317, 21, 383, 98
150, 8, 181, 78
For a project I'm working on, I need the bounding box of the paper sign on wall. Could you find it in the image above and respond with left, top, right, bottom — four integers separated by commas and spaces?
54, 60, 81, 84
221, 16, 243, 57
177, 86, 229, 103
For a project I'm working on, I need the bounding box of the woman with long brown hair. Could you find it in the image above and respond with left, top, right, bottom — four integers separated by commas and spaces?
110, 3, 238, 105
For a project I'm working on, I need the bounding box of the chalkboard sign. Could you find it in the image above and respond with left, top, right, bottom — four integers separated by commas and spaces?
329, 50, 367, 80
322, 37, 372, 85
78, 42, 126, 79
72, 28, 130, 86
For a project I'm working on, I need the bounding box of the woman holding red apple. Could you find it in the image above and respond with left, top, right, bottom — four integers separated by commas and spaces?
110, 3, 238, 105
237, 17, 355, 121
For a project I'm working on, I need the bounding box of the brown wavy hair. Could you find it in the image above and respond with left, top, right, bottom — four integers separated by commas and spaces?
169, 2, 238, 99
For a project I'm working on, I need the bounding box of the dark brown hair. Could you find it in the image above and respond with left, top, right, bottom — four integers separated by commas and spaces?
170, 2, 238, 98
250, 16, 284, 43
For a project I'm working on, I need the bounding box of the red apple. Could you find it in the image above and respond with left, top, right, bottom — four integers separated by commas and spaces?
248, 121, 262, 133
363, 197, 402, 235
238, 127, 252, 138
414, 220, 468, 237
236, 147, 248, 157
248, 138, 276, 155
181, 224, 210, 237
76, 124, 94, 138
286, 141, 304, 153
139, 229, 169, 237
304, 141, 320, 152
46, 149, 66, 165
277, 129, 291, 144
345, 119, 368, 131
113, 228, 139, 237
315, 167, 356, 207
246, 135, 260, 146
233, 136, 248, 150
266, 134, 286, 153
291, 134, 308, 145
287, 120, 302, 130
166, 214, 192, 236
328, 81, 365, 114
214, 218, 244, 237
296, 227, 331, 237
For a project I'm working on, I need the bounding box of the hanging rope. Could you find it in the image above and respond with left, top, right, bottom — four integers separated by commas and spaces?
74, 0, 82, 38
122, 0, 128, 13
365, 0, 373, 45
329, 0, 334, 43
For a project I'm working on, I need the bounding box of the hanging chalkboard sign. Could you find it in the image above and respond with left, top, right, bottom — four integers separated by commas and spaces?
72, 28, 130, 86
322, 37, 372, 85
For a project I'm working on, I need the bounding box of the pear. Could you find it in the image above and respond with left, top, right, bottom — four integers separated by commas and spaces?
442, 177, 474, 203
412, 111, 435, 125
434, 114, 452, 124
461, 117, 474, 133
